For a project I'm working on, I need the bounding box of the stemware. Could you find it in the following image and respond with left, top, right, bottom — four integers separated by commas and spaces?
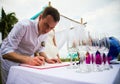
102, 34, 110, 70
98, 33, 111, 70
67, 27, 78, 69
87, 31, 100, 72
76, 32, 90, 73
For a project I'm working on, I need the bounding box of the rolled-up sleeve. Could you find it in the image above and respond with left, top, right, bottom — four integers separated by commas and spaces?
1, 21, 26, 55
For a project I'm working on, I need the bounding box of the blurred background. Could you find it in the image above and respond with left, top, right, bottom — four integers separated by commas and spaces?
0, 0, 120, 43
0, 0, 120, 53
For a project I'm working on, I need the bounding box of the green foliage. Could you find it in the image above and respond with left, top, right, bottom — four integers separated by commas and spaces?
60, 58, 71, 62
0, 7, 18, 40
60, 58, 79, 62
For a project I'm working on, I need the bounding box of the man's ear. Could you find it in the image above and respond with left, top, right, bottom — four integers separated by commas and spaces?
39, 14, 42, 21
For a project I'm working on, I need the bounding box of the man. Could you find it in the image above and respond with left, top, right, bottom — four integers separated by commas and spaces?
0, 6, 60, 84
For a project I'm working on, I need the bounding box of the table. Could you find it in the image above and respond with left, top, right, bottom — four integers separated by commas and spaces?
6, 63, 120, 84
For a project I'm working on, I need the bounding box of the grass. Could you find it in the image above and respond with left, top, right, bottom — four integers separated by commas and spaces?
60, 58, 79, 62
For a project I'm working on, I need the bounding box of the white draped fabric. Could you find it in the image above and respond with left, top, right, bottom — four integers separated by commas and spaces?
44, 30, 59, 59
53, 15, 86, 57
55, 15, 85, 49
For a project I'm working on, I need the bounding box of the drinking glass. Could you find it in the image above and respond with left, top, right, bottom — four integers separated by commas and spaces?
98, 33, 111, 70
76, 35, 90, 73
67, 27, 78, 69
87, 31, 100, 72
102, 35, 110, 70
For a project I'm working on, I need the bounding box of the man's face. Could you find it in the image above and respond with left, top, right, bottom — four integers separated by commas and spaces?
38, 15, 58, 34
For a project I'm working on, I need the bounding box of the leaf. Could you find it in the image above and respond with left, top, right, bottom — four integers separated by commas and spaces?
0, 8, 18, 40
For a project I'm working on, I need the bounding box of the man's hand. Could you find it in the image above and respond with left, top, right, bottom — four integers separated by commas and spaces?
45, 58, 55, 64
57, 58, 62, 63
46, 58, 61, 64
51, 58, 61, 63
27, 56, 45, 66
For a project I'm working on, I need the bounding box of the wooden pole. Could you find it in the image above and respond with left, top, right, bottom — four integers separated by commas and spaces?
48, 1, 51, 7
48, 2, 82, 25
61, 14, 81, 24
80, 18, 87, 27
80, 18, 83, 24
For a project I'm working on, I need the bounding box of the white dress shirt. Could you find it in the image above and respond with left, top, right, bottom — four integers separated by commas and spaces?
0, 19, 48, 84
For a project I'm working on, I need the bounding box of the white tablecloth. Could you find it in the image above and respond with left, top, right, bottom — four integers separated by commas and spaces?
6, 63, 120, 84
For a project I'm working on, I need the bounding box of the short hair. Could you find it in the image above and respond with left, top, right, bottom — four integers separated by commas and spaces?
42, 7, 60, 22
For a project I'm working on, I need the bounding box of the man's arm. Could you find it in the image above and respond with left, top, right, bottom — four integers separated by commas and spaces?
2, 52, 45, 66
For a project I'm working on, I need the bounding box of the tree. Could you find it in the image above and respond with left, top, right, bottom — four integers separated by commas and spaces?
0, 7, 18, 40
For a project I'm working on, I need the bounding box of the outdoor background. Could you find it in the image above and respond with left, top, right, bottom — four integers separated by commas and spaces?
0, 0, 120, 44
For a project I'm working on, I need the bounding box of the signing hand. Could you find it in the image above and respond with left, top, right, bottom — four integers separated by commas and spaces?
46, 58, 61, 64
27, 56, 45, 66
51, 58, 61, 63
